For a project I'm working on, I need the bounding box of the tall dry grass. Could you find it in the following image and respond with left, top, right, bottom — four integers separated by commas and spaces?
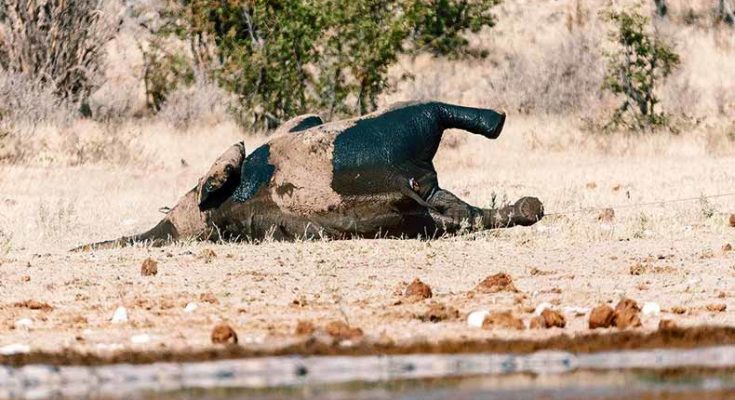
0, 0, 733, 169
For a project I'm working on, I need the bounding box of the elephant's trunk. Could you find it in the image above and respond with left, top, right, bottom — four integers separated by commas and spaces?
72, 188, 210, 251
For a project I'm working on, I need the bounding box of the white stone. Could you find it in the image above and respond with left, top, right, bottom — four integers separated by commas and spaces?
111, 306, 128, 323
0, 343, 30, 355
642, 302, 661, 317
15, 318, 33, 329
534, 302, 553, 316
563, 306, 590, 316
184, 302, 198, 313
467, 310, 489, 328
130, 334, 151, 344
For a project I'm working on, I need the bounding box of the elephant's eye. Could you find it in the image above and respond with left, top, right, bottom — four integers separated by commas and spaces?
409, 177, 420, 192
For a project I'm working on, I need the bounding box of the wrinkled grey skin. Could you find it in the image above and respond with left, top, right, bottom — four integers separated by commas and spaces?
76, 101, 543, 250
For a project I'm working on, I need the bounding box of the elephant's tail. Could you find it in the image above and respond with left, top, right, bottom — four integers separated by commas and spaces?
71, 187, 209, 252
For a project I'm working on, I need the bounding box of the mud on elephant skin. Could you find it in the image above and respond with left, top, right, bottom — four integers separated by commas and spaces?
75, 101, 543, 250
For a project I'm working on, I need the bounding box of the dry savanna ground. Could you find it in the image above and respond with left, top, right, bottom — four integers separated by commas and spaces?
1, 116, 734, 361
1, 0, 735, 363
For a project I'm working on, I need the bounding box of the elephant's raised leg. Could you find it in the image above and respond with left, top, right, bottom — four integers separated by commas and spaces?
426, 189, 544, 232
434, 102, 507, 140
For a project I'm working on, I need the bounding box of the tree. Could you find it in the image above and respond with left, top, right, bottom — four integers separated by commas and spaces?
602, 6, 680, 130
165, 0, 500, 129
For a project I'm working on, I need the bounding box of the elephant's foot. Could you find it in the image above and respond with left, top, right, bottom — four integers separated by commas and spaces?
487, 196, 544, 228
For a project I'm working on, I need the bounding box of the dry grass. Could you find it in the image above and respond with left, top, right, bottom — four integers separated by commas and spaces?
1, 0, 735, 358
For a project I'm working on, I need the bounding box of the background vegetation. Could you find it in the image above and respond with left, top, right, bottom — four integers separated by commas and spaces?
0, 0, 734, 163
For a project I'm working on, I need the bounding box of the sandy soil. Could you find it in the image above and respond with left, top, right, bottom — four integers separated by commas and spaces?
1, 121, 734, 364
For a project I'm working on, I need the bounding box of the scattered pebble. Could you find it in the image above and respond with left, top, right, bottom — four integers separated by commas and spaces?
14, 318, 33, 330
706, 303, 727, 312
589, 304, 615, 329
199, 248, 217, 263
658, 319, 678, 330
641, 302, 661, 318
140, 258, 158, 276
723, 243, 733, 253
530, 309, 566, 329
671, 306, 687, 314
404, 278, 433, 300
14, 300, 53, 311
199, 292, 219, 304
475, 273, 518, 293
20, 275, 31, 282
467, 310, 490, 328
295, 320, 315, 336
729, 214, 735, 227
417, 302, 459, 323
481, 311, 525, 330
325, 321, 363, 341
598, 208, 615, 223
130, 334, 151, 344
111, 306, 128, 324
184, 302, 198, 313
0, 343, 30, 355
211, 324, 238, 344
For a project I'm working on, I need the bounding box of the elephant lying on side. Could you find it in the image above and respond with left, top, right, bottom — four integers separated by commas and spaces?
77, 101, 543, 250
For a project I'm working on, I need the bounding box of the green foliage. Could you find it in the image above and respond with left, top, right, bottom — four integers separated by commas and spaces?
141, 39, 194, 112
168, 0, 499, 129
602, 6, 680, 131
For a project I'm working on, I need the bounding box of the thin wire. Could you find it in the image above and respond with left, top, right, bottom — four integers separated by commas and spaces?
544, 192, 735, 217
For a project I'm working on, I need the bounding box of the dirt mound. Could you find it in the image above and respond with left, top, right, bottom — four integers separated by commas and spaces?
589, 305, 615, 329
325, 321, 363, 341
475, 273, 518, 294
295, 320, 316, 336
404, 278, 433, 300
482, 311, 524, 330
14, 300, 53, 312
612, 298, 642, 329
211, 324, 238, 345
417, 302, 459, 323
531, 309, 566, 329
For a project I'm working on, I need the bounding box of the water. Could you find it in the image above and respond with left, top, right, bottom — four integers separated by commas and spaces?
3, 346, 735, 399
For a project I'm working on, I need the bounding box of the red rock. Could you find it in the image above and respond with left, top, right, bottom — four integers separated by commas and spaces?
325, 321, 363, 340
404, 278, 433, 300
140, 258, 158, 276
589, 304, 615, 329
475, 273, 518, 293
417, 302, 459, 322
211, 324, 238, 344
295, 320, 315, 335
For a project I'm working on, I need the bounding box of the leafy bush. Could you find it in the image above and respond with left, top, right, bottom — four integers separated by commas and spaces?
164, 0, 500, 129
602, 6, 680, 130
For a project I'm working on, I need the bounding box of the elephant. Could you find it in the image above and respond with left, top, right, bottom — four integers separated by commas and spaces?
76, 101, 544, 250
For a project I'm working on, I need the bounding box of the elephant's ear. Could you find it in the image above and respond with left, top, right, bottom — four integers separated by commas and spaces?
273, 114, 323, 135
198, 142, 246, 211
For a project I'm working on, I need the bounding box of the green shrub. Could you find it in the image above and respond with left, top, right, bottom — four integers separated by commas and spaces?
163, 0, 500, 129
602, 6, 680, 131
